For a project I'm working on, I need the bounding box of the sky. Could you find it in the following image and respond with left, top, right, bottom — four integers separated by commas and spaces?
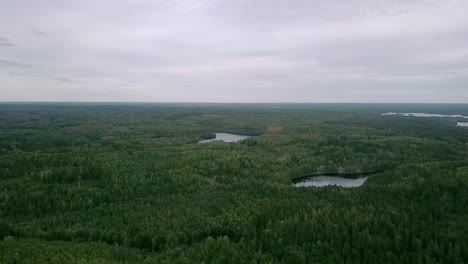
1, 0, 468, 103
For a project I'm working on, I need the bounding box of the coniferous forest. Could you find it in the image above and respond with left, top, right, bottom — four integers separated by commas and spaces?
0, 103, 467, 263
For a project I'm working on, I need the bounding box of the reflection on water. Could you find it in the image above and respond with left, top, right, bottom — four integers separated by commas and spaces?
294, 176, 368, 188
199, 133, 251, 143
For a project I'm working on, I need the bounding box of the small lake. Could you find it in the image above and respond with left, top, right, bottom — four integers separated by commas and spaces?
199, 133, 251, 143
457, 122, 468, 127
294, 176, 368, 188
382, 112, 468, 118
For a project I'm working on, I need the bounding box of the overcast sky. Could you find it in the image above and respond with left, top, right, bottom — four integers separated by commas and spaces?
1, 0, 467, 102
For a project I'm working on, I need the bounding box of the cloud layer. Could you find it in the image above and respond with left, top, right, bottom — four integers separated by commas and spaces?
1, 0, 467, 102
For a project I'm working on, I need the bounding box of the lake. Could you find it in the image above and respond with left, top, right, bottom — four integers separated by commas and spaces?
382, 112, 468, 118
293, 175, 368, 188
199, 133, 251, 143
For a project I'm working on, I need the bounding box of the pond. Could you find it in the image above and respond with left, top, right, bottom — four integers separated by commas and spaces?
199, 133, 251, 143
293, 176, 368, 188
292, 171, 381, 188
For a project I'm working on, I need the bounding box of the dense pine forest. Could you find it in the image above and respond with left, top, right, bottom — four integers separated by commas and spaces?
0, 103, 467, 263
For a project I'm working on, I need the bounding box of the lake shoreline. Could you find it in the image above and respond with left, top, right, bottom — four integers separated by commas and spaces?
291, 170, 384, 184
198, 133, 251, 143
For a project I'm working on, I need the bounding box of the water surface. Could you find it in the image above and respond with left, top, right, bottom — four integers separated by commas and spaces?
457, 122, 468, 127
382, 112, 468, 118
199, 133, 251, 143
294, 176, 368, 188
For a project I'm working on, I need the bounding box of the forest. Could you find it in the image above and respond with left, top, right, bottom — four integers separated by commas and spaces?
0, 103, 467, 263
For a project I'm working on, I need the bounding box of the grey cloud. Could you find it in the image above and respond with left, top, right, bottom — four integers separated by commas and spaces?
31, 30, 46, 36
0, 59, 32, 69
52, 78, 73, 83
0, 37, 15, 47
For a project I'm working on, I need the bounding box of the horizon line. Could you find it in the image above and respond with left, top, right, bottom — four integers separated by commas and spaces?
0, 101, 468, 105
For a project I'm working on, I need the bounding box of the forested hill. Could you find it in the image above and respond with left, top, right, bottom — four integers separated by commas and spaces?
0, 103, 467, 263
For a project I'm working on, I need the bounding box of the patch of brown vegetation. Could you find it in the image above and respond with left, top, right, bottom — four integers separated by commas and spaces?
267, 126, 284, 132
202, 114, 223, 117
